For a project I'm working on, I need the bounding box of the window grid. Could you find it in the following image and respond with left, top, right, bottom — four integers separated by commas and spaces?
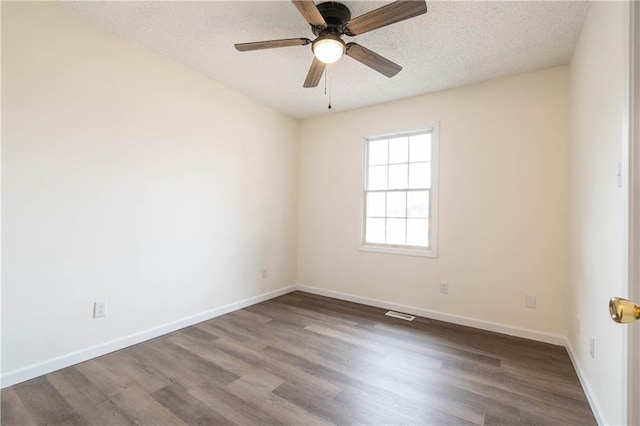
363, 130, 433, 250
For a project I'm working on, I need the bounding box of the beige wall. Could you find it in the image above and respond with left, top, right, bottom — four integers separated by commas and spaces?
568, 2, 628, 424
1, 2, 299, 375
298, 67, 570, 337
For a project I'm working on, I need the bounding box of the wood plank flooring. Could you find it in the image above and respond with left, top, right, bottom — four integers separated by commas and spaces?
1, 291, 596, 425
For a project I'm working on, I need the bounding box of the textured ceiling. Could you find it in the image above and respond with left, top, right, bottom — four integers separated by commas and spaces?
64, 1, 589, 120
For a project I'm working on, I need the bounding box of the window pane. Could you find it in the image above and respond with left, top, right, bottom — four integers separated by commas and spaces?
389, 137, 409, 164
407, 191, 429, 218
366, 218, 385, 244
407, 219, 429, 247
408, 162, 430, 189
368, 165, 388, 190
388, 164, 408, 189
386, 191, 406, 218
386, 218, 406, 245
364, 129, 436, 253
366, 192, 386, 217
368, 139, 388, 165
409, 133, 431, 162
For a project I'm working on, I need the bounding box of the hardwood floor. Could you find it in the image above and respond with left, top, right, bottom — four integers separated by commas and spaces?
1, 291, 596, 425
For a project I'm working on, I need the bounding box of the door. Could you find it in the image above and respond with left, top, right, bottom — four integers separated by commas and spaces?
611, 3, 640, 424
629, 2, 639, 423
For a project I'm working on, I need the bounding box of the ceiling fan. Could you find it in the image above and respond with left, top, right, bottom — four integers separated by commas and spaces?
234, 1, 428, 88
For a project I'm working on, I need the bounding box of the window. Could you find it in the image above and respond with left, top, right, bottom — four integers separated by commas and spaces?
361, 126, 438, 257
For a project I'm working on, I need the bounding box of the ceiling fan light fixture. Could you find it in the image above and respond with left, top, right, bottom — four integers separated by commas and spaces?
312, 34, 345, 64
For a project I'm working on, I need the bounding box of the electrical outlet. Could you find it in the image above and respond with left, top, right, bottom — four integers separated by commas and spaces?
93, 300, 107, 318
261, 269, 268, 279
440, 281, 449, 294
525, 294, 536, 309
576, 318, 580, 335
589, 337, 595, 358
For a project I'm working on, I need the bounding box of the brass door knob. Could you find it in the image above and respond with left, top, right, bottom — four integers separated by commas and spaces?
609, 297, 640, 323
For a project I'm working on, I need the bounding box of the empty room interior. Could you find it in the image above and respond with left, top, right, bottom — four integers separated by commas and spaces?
2, 1, 639, 425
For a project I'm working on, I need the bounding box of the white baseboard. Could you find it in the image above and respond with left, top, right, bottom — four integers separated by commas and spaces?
295, 284, 566, 346
2, 283, 604, 426
565, 340, 607, 426
0, 285, 296, 389
295, 285, 610, 421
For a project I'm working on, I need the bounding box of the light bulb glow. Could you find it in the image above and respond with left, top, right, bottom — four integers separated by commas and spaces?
312, 35, 345, 64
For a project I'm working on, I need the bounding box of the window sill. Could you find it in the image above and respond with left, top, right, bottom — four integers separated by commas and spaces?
359, 244, 438, 258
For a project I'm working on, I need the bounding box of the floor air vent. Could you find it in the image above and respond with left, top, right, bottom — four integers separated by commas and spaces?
385, 311, 415, 321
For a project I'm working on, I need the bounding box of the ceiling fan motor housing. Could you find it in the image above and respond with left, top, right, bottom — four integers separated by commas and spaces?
312, 2, 352, 36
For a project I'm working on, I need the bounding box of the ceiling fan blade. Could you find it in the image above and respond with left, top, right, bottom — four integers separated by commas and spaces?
235, 38, 311, 52
291, 1, 327, 27
303, 57, 326, 88
345, 43, 402, 78
344, 0, 427, 36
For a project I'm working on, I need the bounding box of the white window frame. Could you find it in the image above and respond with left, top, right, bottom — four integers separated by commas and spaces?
359, 124, 439, 258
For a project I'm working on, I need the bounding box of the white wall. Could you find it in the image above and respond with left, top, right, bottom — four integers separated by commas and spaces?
568, 2, 628, 424
1, 2, 298, 376
298, 67, 570, 338
3, 4, 630, 422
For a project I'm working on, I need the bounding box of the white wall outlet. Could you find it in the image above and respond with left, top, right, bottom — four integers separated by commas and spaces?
261, 269, 268, 279
439, 281, 449, 294
525, 294, 536, 308
589, 337, 595, 358
575, 318, 580, 335
93, 300, 107, 318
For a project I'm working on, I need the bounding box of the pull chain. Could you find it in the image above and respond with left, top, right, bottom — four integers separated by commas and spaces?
324, 66, 327, 95
324, 66, 332, 109
328, 68, 332, 109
